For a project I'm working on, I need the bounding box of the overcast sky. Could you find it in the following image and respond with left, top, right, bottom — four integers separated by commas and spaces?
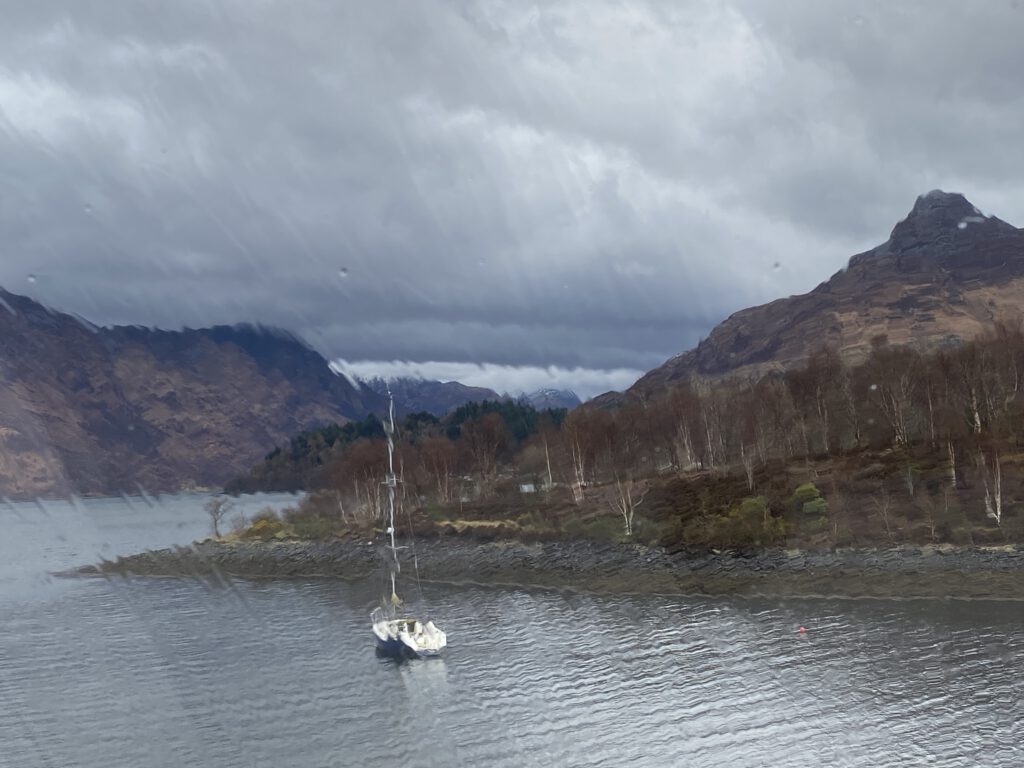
2, 1, 1024, 398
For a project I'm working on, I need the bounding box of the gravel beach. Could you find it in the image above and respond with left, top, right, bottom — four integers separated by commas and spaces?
71, 537, 1024, 599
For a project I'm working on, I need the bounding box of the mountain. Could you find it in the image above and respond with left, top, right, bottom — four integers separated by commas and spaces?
607, 190, 1024, 402
0, 290, 386, 497
522, 388, 582, 410
360, 376, 503, 416
359, 377, 582, 416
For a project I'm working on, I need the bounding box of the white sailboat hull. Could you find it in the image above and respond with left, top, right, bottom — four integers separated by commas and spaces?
372, 614, 447, 657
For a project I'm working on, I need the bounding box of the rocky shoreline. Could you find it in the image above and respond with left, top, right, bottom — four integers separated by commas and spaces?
70, 538, 1024, 599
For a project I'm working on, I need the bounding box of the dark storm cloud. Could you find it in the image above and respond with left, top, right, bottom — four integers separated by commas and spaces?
2, 0, 1024, 397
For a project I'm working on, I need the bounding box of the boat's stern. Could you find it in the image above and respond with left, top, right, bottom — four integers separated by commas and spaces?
405, 620, 447, 656
373, 613, 447, 658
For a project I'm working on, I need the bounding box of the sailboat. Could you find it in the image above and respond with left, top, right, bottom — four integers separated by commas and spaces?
370, 391, 447, 658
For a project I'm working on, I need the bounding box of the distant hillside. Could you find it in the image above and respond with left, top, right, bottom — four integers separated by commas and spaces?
523, 388, 582, 411
0, 290, 386, 497
360, 378, 582, 416
360, 376, 502, 416
596, 190, 1024, 405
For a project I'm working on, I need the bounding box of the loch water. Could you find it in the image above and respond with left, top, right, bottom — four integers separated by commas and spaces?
1, 495, 1022, 767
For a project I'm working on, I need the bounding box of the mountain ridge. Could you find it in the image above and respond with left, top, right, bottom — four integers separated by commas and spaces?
0, 291, 579, 497
359, 376, 582, 416
360, 376, 503, 416
0, 289, 387, 497
598, 190, 1024, 404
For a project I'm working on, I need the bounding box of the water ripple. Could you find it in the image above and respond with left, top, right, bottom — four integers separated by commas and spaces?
1, 574, 1023, 766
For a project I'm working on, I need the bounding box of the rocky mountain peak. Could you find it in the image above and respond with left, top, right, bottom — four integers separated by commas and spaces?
887, 189, 1016, 251
614, 189, 1024, 402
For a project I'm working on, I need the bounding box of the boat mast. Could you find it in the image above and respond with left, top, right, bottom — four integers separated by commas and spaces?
385, 388, 400, 605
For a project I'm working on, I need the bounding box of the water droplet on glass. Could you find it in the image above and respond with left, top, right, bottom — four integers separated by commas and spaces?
869, 383, 878, 391
773, 261, 781, 270
83, 204, 92, 215
338, 267, 349, 278
957, 221, 968, 230
27, 274, 36, 284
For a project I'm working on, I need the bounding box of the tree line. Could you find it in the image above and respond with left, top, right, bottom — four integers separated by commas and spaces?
226, 399, 568, 499
229, 322, 1024, 542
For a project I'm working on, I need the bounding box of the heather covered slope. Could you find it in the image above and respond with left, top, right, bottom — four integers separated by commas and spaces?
618, 191, 1024, 400
0, 290, 386, 497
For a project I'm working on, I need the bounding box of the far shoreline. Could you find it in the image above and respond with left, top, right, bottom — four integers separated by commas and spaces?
67, 537, 1024, 601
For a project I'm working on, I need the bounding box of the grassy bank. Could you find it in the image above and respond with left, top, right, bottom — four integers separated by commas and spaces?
219, 443, 1023, 555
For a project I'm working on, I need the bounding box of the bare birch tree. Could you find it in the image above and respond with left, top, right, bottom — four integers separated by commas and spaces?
205, 497, 233, 538
605, 476, 651, 537
979, 449, 1003, 527
872, 483, 894, 542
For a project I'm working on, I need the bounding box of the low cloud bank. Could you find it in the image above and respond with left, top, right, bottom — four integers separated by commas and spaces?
330, 359, 643, 401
